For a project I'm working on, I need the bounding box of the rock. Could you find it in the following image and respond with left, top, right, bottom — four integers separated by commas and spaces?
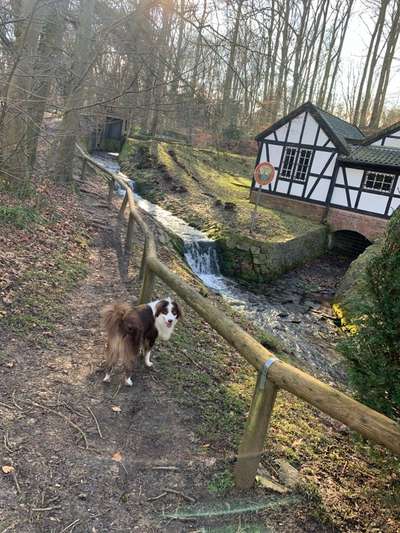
214, 199, 223, 206
278, 311, 289, 318
256, 468, 288, 494
276, 460, 301, 489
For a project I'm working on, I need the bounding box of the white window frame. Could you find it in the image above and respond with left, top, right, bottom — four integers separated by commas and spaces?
280, 146, 312, 182
280, 147, 297, 178
363, 171, 395, 193
295, 149, 313, 182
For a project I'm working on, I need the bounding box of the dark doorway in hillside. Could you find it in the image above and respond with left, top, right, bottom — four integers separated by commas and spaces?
330, 230, 371, 258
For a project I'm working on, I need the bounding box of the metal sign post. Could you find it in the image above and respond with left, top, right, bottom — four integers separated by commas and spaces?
250, 162, 275, 234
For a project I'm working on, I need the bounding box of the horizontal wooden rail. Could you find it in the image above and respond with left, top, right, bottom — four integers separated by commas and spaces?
76, 145, 400, 488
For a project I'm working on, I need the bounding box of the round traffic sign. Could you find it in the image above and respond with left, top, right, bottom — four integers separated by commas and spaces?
254, 162, 275, 186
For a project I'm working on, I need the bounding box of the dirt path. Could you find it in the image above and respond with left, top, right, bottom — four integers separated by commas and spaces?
0, 176, 218, 532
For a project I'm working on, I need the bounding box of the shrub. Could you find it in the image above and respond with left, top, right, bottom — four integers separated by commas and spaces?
339, 208, 400, 419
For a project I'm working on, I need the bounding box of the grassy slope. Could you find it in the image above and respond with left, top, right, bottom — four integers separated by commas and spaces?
155, 250, 400, 531
0, 175, 89, 343
120, 138, 320, 242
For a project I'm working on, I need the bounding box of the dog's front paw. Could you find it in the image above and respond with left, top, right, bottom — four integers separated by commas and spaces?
125, 377, 133, 386
103, 373, 111, 383
145, 361, 153, 368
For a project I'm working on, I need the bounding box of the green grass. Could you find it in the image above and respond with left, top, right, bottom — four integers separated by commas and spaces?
120, 138, 320, 243
1, 255, 88, 336
0, 205, 42, 229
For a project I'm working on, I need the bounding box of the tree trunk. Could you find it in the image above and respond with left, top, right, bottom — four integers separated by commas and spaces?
54, 0, 96, 182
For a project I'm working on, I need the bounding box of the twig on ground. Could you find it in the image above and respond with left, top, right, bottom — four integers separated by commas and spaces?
87, 406, 104, 439
164, 488, 196, 503
12, 391, 23, 411
11, 470, 21, 494
59, 519, 80, 533
0, 401, 14, 411
3, 431, 14, 453
147, 492, 168, 502
31, 505, 61, 512
26, 400, 89, 449
152, 466, 179, 471
112, 384, 121, 399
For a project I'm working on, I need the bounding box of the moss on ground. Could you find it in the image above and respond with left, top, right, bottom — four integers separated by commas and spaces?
119, 138, 321, 242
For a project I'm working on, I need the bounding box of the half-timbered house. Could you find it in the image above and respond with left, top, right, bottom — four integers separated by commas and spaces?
251, 102, 400, 241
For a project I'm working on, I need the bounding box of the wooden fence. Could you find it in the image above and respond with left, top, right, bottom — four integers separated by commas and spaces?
76, 146, 400, 489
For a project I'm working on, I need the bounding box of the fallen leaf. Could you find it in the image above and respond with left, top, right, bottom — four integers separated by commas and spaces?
112, 451, 123, 462
2, 465, 15, 474
111, 406, 121, 413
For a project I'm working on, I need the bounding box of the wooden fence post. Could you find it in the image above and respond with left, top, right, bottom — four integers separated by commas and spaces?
107, 178, 114, 207
124, 214, 134, 256
81, 159, 87, 181
234, 358, 278, 489
139, 243, 155, 304
118, 193, 128, 220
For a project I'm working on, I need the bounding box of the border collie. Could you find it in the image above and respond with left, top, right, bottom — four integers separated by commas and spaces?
101, 298, 181, 386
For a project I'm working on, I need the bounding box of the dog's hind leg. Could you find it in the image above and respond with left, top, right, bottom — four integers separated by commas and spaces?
103, 342, 117, 383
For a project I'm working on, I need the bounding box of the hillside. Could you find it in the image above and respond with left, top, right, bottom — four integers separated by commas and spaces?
120, 138, 320, 242
1, 164, 399, 531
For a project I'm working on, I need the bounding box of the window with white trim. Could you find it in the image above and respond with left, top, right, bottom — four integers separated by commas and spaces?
280, 147, 297, 178
295, 149, 312, 181
363, 171, 395, 193
280, 147, 312, 181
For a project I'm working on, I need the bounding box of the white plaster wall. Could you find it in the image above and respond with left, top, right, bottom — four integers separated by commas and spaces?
357, 192, 388, 214
290, 183, 304, 197
310, 178, 330, 201
384, 137, 400, 149
268, 144, 283, 168
316, 129, 329, 146
276, 123, 288, 142
302, 113, 319, 145
336, 167, 345, 185
389, 198, 400, 215
287, 114, 304, 143
311, 151, 336, 175
344, 167, 364, 188
276, 180, 289, 194
331, 188, 348, 207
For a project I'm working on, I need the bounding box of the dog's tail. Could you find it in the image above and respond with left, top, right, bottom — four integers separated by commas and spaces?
101, 302, 132, 335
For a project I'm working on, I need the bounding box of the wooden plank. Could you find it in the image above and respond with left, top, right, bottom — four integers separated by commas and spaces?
235, 374, 278, 489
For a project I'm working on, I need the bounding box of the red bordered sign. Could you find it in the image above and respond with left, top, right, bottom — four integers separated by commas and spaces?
254, 162, 275, 186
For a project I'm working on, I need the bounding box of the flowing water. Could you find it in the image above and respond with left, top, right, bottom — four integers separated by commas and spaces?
92, 152, 349, 383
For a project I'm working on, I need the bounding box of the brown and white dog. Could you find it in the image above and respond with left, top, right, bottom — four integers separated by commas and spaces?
101, 298, 181, 386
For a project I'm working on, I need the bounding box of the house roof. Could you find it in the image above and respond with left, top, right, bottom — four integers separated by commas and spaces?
339, 145, 400, 170
256, 102, 365, 154
361, 120, 400, 145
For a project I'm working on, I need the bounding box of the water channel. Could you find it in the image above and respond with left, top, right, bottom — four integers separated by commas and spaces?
92, 152, 351, 384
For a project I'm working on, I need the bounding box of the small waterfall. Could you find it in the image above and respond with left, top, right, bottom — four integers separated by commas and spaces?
184, 240, 221, 275
184, 240, 229, 291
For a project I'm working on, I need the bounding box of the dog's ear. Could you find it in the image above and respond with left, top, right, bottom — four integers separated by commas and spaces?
155, 300, 168, 317
173, 301, 182, 319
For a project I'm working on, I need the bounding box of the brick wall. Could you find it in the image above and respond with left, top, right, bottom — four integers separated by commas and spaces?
250, 190, 388, 241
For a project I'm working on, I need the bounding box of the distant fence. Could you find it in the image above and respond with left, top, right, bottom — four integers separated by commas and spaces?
76, 145, 400, 489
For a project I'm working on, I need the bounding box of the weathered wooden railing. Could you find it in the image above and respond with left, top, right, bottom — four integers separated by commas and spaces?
76, 145, 400, 489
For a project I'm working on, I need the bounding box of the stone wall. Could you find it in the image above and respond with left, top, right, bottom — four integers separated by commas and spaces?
218, 227, 328, 283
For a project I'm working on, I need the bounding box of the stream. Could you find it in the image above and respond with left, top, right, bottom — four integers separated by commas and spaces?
92, 152, 350, 383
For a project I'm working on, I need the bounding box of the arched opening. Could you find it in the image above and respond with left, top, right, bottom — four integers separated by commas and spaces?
329, 230, 371, 258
